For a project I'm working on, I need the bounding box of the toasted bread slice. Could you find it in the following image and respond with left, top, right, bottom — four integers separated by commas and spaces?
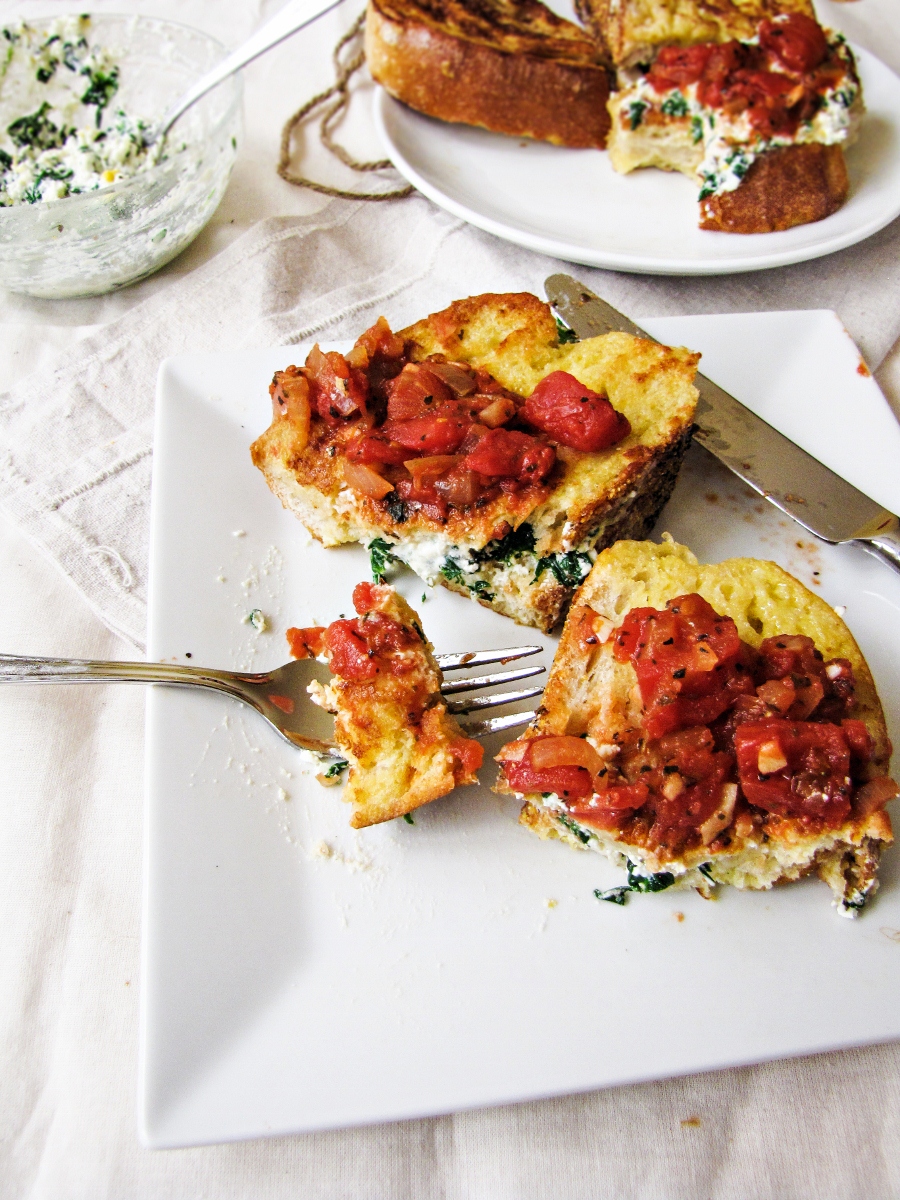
300, 583, 482, 828
605, 17, 862, 233
366, 0, 612, 148
496, 538, 896, 915
698, 142, 849, 232
577, 0, 815, 68
251, 293, 699, 633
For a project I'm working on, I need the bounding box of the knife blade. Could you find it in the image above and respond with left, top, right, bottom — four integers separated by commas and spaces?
545, 273, 900, 575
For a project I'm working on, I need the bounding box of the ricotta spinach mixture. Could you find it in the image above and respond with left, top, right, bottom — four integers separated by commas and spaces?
367, 522, 598, 601
0, 16, 157, 206
622, 30, 862, 200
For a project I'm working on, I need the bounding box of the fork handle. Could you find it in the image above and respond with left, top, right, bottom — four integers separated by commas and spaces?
0, 653, 259, 698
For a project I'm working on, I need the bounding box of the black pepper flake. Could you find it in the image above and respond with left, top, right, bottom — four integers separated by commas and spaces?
672, 668, 686, 679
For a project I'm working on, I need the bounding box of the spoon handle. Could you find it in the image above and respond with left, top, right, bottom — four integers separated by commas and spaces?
159, 0, 345, 139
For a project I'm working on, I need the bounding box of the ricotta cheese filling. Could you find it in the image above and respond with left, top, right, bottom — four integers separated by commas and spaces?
619, 30, 862, 200
366, 520, 602, 601
0, 16, 162, 206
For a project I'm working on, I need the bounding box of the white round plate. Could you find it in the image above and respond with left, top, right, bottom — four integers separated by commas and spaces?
374, 45, 900, 276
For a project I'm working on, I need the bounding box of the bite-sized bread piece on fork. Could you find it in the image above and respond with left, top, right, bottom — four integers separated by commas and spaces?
251, 292, 700, 633
496, 538, 896, 915
365, 0, 613, 148
290, 582, 483, 828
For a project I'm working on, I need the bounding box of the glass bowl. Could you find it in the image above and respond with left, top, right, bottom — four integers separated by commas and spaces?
0, 14, 242, 299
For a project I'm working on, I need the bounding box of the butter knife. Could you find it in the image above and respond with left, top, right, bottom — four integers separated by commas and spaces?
545, 273, 900, 575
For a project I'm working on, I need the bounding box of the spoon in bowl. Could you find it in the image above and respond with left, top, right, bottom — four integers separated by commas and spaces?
147, 0, 345, 147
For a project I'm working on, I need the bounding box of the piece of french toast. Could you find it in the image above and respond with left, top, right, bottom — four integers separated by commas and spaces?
295, 583, 483, 828
576, 0, 816, 68
604, 12, 862, 233
365, 0, 613, 148
496, 538, 896, 915
251, 293, 699, 633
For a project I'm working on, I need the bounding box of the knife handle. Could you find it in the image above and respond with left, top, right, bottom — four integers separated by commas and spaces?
860, 528, 900, 574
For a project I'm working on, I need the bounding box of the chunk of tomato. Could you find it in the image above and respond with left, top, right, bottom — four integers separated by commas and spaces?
648, 42, 714, 92
613, 593, 755, 738
522, 371, 631, 453
381, 413, 472, 455
324, 619, 377, 680
734, 718, 852, 823
462, 428, 555, 482
759, 13, 828, 74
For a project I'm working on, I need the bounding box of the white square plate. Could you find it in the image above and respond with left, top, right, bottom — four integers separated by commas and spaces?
141, 310, 900, 1148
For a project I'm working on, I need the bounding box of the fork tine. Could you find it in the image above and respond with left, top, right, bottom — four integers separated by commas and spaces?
445, 685, 544, 715
439, 664, 544, 695
435, 645, 543, 671
460, 710, 538, 737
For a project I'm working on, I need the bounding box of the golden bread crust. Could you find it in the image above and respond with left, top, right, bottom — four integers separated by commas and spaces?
501, 538, 895, 913
577, 0, 815, 67
366, 0, 612, 148
251, 293, 700, 632
315, 586, 480, 828
698, 142, 850, 232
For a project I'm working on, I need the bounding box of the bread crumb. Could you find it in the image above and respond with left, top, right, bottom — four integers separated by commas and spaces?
314, 840, 333, 858
545, 898, 558, 909
278, 788, 290, 802
681, 1116, 702, 1128
673, 911, 685, 922
833, 605, 847, 617
232, 529, 246, 537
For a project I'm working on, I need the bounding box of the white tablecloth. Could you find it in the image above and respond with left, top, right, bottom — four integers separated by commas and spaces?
2, 0, 900, 1195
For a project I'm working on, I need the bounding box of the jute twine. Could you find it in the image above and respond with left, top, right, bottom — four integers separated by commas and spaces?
277, 11, 413, 201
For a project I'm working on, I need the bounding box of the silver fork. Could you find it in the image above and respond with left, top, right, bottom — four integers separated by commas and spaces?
0, 647, 543, 757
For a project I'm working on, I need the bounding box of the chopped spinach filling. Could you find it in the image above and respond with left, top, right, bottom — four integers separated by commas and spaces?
661, 90, 689, 118
368, 536, 396, 584
534, 550, 593, 588
556, 813, 591, 845
323, 759, 348, 779
8, 102, 64, 150
555, 316, 579, 345
440, 557, 466, 587
470, 522, 535, 565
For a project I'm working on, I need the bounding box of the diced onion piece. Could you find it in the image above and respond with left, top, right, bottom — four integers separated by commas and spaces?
529, 735, 607, 791
853, 776, 899, 818
757, 740, 788, 775
403, 455, 459, 482
476, 397, 517, 428
699, 782, 738, 846
342, 459, 394, 500
661, 772, 685, 801
425, 361, 476, 396
825, 662, 843, 680
495, 739, 530, 764
435, 467, 481, 508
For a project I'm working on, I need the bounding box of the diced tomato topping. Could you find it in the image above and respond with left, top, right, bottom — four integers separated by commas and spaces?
759, 13, 828, 74
504, 760, 595, 800
521, 371, 631, 453
613, 593, 755, 738
381, 412, 473, 455
305, 344, 370, 424
285, 625, 326, 659
346, 432, 410, 466
645, 16, 836, 141
567, 784, 650, 830
386, 362, 457, 421
351, 581, 381, 614
462, 428, 556, 482
324, 606, 421, 680
451, 737, 484, 776
648, 42, 715, 92
757, 634, 855, 722
325, 619, 378, 680
734, 719, 853, 823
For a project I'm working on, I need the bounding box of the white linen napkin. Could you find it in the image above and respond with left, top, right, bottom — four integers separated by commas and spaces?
1, 193, 899, 649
